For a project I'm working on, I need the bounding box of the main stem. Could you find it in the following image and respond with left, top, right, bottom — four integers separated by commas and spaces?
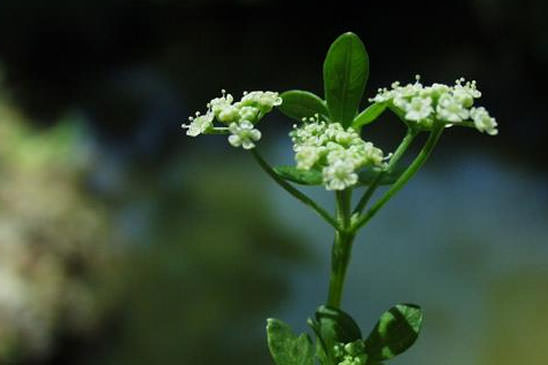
326, 125, 444, 308
327, 190, 355, 308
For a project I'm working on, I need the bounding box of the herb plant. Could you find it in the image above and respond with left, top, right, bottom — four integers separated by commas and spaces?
182, 32, 498, 365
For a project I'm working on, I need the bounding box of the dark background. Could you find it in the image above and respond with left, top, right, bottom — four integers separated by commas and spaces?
0, 1, 547, 364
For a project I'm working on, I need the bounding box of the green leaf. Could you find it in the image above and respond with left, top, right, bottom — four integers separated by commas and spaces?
266, 318, 315, 365
313, 306, 362, 363
315, 336, 330, 365
352, 103, 387, 129
363, 304, 423, 362
357, 166, 405, 186
323, 32, 369, 127
274, 166, 323, 185
280, 90, 329, 121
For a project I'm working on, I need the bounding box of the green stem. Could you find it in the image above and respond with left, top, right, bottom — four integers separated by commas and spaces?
336, 190, 352, 228
327, 231, 355, 308
353, 127, 418, 215
327, 190, 354, 308
207, 127, 230, 135
251, 149, 339, 230
352, 124, 444, 232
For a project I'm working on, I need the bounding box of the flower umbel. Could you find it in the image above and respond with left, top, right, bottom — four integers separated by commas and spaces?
181, 90, 282, 149
370, 76, 497, 135
290, 116, 385, 190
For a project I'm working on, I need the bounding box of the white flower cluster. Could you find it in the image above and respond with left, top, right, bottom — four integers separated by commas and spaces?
370, 76, 498, 135
182, 90, 282, 149
290, 116, 385, 191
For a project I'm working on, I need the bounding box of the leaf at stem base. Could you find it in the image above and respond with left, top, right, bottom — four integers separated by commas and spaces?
363, 304, 423, 362
266, 318, 315, 365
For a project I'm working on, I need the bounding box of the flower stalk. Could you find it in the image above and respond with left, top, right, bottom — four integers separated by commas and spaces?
352, 124, 445, 231
251, 149, 340, 230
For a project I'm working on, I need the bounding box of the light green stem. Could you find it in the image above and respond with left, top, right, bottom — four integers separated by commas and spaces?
352, 125, 444, 231
251, 149, 339, 230
353, 127, 418, 214
327, 190, 354, 308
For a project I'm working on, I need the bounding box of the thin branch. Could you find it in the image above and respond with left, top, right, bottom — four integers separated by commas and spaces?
352, 125, 444, 232
251, 149, 340, 230
353, 127, 418, 214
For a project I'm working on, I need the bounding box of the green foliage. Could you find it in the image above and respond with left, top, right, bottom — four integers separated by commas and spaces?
363, 304, 423, 362
266, 319, 315, 365
270, 304, 421, 364
280, 90, 329, 120
357, 167, 405, 186
352, 103, 386, 129
274, 165, 323, 185
273, 166, 404, 187
323, 32, 369, 127
310, 306, 362, 363
274, 165, 322, 185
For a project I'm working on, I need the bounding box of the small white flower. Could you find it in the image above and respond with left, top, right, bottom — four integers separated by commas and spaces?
182, 111, 214, 137
393, 95, 409, 110
334, 130, 357, 146
326, 147, 356, 167
238, 106, 260, 121
421, 83, 450, 99
322, 160, 358, 191
470, 107, 498, 135
209, 90, 234, 116
295, 146, 323, 170
395, 82, 422, 98
227, 120, 262, 149
453, 78, 481, 108
241, 91, 282, 113
452, 89, 473, 108
370, 88, 393, 103
362, 142, 385, 166
404, 96, 433, 121
436, 93, 469, 122
290, 121, 329, 147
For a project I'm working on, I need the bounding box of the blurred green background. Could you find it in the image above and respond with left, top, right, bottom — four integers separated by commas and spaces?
0, 1, 547, 364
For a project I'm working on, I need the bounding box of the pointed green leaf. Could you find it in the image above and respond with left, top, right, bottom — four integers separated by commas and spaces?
307, 318, 329, 365
357, 166, 405, 186
352, 103, 387, 129
280, 90, 329, 121
274, 166, 323, 185
314, 306, 362, 363
323, 32, 369, 127
363, 304, 423, 362
266, 318, 315, 365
